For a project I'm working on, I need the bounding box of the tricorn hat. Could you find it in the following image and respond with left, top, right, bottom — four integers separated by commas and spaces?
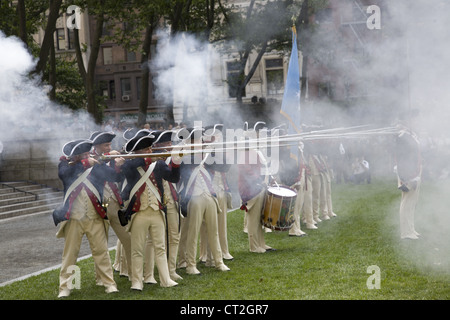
89, 131, 116, 145
175, 126, 204, 141
124, 130, 155, 153
123, 128, 139, 141
62, 139, 93, 158
152, 130, 175, 146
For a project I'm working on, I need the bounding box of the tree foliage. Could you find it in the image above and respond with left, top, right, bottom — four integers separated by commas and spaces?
0, 0, 325, 123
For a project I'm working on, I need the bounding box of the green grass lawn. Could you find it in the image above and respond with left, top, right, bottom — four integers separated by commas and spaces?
0, 178, 449, 300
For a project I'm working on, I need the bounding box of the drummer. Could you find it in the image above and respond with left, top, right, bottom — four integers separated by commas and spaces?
276, 129, 307, 237
238, 121, 275, 253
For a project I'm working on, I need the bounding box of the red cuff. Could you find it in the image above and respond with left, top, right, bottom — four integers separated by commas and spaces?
81, 159, 91, 168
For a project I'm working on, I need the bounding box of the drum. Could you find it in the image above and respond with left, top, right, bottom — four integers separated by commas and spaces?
262, 185, 297, 231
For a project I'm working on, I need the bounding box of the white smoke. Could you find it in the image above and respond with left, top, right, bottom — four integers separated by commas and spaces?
0, 31, 98, 164
369, 0, 450, 273
152, 30, 231, 126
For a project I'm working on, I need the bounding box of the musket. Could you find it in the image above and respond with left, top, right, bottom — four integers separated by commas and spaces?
151, 124, 397, 151
99, 143, 296, 161
102, 126, 400, 161
99, 152, 177, 161
97, 125, 400, 161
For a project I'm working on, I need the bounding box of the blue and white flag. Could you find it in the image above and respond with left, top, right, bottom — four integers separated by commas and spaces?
280, 26, 301, 159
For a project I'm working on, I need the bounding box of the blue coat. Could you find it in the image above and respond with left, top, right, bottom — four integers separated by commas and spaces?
120, 157, 180, 218
53, 157, 124, 225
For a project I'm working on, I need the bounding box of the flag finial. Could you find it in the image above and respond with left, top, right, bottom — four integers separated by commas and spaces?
291, 16, 297, 34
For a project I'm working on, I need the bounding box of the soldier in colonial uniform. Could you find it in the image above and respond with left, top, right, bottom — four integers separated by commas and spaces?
309, 141, 327, 224
277, 134, 307, 237
395, 122, 422, 240
89, 131, 132, 281
143, 130, 183, 283
112, 127, 142, 276
119, 130, 180, 290
238, 122, 275, 253
54, 139, 124, 298
178, 127, 230, 275
299, 142, 317, 230
199, 124, 234, 264
318, 143, 337, 220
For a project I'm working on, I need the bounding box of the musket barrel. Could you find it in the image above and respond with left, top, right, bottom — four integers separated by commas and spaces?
97, 126, 399, 160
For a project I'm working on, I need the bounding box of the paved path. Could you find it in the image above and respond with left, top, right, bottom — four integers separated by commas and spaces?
0, 212, 118, 286
0, 191, 242, 286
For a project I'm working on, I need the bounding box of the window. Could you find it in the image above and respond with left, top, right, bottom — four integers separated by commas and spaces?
56, 28, 66, 50
265, 58, 284, 95
67, 28, 75, 50
102, 21, 113, 37
126, 50, 136, 62
103, 47, 113, 65
121, 78, 132, 96
226, 61, 245, 98
98, 81, 109, 97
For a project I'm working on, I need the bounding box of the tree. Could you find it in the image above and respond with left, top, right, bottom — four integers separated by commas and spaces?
216, 0, 297, 103
1, 0, 86, 110
104, 0, 162, 127
215, 0, 326, 106
31, 0, 62, 77
68, 0, 111, 124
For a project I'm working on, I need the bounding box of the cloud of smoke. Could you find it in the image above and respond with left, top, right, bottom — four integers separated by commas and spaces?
152, 30, 236, 127
369, 0, 450, 273
0, 31, 98, 164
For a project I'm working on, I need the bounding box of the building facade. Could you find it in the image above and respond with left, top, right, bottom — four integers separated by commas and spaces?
33, 0, 390, 128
